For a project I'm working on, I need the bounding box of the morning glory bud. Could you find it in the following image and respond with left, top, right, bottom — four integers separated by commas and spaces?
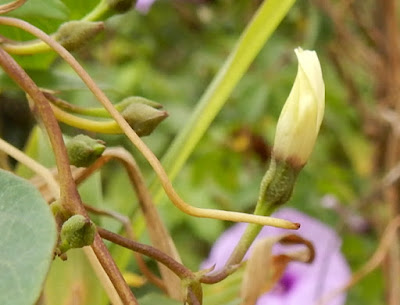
121, 102, 168, 137
58, 215, 96, 254
66, 134, 106, 167
272, 48, 325, 169
54, 21, 104, 51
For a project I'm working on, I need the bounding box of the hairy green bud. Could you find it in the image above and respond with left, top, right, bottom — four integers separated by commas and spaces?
59, 215, 96, 254
66, 134, 106, 167
263, 161, 298, 207
121, 103, 168, 137
54, 21, 104, 51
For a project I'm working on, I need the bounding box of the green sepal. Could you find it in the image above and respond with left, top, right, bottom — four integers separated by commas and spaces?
260, 159, 299, 208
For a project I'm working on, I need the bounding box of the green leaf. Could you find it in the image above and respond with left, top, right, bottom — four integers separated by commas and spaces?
0, 169, 57, 305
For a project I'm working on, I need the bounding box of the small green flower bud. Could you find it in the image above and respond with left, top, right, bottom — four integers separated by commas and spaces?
54, 21, 104, 51
121, 103, 168, 137
107, 0, 134, 13
59, 215, 96, 254
66, 134, 106, 167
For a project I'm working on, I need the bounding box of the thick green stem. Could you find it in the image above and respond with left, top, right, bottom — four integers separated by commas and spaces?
82, 0, 111, 21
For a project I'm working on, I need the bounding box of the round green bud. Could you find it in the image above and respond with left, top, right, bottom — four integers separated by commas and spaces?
59, 215, 96, 254
66, 134, 106, 167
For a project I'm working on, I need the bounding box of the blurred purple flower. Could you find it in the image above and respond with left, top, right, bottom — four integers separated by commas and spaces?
135, 0, 156, 13
202, 208, 351, 305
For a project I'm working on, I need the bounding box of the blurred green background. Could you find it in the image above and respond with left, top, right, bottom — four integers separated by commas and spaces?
0, 0, 388, 304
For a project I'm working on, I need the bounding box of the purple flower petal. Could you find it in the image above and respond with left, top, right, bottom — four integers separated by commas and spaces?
135, 0, 156, 13
202, 208, 351, 305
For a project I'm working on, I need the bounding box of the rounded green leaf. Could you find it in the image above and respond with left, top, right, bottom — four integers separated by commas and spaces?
0, 169, 57, 305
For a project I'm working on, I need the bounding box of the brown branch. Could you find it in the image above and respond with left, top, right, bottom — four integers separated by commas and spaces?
0, 47, 79, 213
0, 47, 137, 305
84, 204, 167, 292
187, 287, 201, 305
374, 1, 400, 304
91, 235, 138, 304
74, 148, 183, 299
0, 0, 27, 14
98, 227, 194, 280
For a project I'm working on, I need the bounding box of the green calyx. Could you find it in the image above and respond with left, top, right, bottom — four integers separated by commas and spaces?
66, 134, 106, 167
259, 159, 299, 208
58, 215, 96, 254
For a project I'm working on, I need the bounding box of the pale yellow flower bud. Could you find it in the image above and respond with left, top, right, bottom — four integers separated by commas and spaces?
272, 48, 325, 168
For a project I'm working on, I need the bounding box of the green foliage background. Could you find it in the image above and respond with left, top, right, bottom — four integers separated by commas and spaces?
0, 0, 383, 304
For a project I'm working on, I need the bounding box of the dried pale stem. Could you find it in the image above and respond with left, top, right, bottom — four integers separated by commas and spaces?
83, 247, 123, 305
75, 148, 183, 299
0, 45, 136, 305
84, 204, 166, 291
316, 215, 400, 305
98, 227, 194, 280
0, 16, 298, 229
0, 137, 59, 199
0, 0, 27, 14
91, 235, 138, 305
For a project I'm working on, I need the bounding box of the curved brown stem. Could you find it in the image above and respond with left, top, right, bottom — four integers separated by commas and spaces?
84, 204, 167, 292
0, 0, 27, 14
98, 227, 194, 280
74, 148, 183, 299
